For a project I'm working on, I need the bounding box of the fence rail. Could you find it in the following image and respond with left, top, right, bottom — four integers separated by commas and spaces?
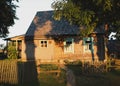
107, 59, 120, 71
37, 60, 61, 76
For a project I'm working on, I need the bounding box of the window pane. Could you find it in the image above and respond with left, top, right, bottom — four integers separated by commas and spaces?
64, 38, 74, 53
40, 40, 47, 47
44, 41, 47, 43
41, 41, 43, 43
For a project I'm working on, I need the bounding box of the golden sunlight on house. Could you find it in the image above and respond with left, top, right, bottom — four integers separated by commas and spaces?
4, 11, 106, 63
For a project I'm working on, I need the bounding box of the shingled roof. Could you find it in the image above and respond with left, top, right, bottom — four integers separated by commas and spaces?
25, 10, 80, 38
25, 10, 105, 38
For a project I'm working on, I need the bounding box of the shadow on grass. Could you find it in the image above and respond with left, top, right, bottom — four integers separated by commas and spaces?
39, 70, 66, 86
65, 60, 120, 86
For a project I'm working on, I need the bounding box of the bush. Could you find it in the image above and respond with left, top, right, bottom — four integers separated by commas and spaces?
39, 64, 59, 71
64, 59, 82, 66
7, 45, 18, 59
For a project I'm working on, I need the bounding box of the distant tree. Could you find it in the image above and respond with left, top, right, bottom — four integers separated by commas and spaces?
52, 0, 120, 38
0, 0, 19, 37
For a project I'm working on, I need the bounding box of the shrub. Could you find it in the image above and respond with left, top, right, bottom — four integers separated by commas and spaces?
7, 45, 18, 59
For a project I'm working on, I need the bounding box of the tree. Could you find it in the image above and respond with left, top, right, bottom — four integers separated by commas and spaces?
52, 0, 120, 38
0, 0, 19, 37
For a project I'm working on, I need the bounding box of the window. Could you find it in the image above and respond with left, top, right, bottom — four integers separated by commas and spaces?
64, 38, 74, 53
83, 37, 94, 52
40, 40, 47, 47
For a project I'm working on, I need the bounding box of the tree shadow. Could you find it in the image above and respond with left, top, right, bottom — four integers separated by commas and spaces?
21, 21, 39, 86
96, 34, 105, 61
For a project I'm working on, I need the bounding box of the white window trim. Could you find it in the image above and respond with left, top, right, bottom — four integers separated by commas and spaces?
64, 38, 74, 53
84, 43, 91, 52
83, 37, 94, 52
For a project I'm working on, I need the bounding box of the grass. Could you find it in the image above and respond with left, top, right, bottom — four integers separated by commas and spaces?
67, 65, 120, 86
80, 71, 120, 86
64, 59, 120, 86
16, 69, 66, 86
38, 70, 66, 86
1, 59, 120, 86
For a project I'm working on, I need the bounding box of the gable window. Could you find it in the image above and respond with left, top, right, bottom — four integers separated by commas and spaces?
83, 37, 94, 52
64, 38, 74, 53
40, 40, 47, 47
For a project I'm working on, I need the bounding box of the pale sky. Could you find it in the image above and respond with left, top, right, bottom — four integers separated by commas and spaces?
0, 0, 116, 44
0, 0, 53, 44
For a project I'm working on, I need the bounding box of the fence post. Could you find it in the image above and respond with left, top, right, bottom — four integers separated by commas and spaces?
57, 59, 60, 77
106, 58, 111, 72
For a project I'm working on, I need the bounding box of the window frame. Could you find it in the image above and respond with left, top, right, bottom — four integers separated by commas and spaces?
64, 38, 74, 53
83, 37, 94, 52
40, 40, 48, 48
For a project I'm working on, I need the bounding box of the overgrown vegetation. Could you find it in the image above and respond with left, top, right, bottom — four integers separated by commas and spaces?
75, 70, 120, 86
64, 59, 120, 86
7, 45, 17, 59
39, 64, 59, 71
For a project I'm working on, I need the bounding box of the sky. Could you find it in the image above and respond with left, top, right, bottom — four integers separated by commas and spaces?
0, 0, 53, 44
0, 0, 116, 44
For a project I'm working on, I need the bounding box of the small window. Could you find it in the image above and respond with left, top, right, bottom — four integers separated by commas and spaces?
40, 40, 47, 47
64, 38, 74, 53
83, 37, 94, 52
84, 44, 91, 51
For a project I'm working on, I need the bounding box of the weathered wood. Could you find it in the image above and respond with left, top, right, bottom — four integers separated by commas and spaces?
106, 59, 120, 71
0, 60, 18, 85
0, 59, 61, 85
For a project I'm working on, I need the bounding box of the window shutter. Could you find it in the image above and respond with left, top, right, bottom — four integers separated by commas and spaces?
90, 37, 94, 51
83, 38, 87, 45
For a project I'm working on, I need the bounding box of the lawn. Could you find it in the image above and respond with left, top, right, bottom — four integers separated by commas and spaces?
65, 60, 120, 86
74, 68, 120, 86
38, 65, 120, 86
1, 60, 120, 86
38, 72, 66, 86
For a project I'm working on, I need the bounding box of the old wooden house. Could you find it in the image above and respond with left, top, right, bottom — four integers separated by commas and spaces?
5, 11, 106, 62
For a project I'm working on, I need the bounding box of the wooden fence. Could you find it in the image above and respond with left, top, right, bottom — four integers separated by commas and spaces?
0, 59, 120, 85
0, 59, 61, 85
107, 59, 120, 71
37, 59, 61, 76
82, 61, 107, 73
0, 60, 18, 85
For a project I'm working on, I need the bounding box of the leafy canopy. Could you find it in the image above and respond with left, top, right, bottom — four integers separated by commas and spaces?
0, 0, 19, 37
52, 0, 120, 37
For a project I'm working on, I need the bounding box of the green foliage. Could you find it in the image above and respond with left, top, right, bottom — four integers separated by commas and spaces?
64, 59, 82, 65
39, 64, 58, 71
0, 0, 19, 37
7, 44, 18, 59
52, 0, 120, 38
